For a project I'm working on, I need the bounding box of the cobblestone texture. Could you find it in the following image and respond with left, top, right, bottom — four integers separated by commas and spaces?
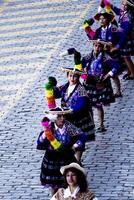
0, 0, 134, 199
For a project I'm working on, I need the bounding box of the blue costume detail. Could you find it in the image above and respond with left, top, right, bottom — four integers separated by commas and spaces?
82, 52, 115, 107
110, 4, 134, 56
54, 82, 95, 141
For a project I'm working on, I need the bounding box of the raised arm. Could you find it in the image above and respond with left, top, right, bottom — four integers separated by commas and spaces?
36, 131, 49, 150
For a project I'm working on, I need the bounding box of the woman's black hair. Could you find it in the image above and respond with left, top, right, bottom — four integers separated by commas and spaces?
93, 42, 104, 49
99, 13, 112, 24
63, 167, 88, 192
127, 4, 133, 12
67, 71, 80, 79
41, 116, 50, 123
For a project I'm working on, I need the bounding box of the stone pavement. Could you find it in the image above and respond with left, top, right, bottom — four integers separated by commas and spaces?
0, 0, 134, 199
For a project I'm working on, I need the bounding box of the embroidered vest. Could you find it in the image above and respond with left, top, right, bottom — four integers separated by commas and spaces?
55, 188, 95, 200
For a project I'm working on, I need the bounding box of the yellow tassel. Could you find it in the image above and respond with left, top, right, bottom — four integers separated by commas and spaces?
51, 139, 61, 150
83, 22, 89, 29
45, 89, 54, 97
75, 64, 82, 71
105, 5, 111, 13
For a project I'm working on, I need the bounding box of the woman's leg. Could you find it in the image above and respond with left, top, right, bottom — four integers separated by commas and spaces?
75, 151, 83, 164
96, 106, 106, 132
97, 106, 104, 127
112, 75, 122, 97
123, 56, 134, 79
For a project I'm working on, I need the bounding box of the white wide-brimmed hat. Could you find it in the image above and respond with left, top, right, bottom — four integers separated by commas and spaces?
61, 67, 84, 75
60, 162, 86, 175
88, 38, 112, 46
45, 107, 73, 115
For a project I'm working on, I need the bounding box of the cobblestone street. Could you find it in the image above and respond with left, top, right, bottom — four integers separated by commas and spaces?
0, 0, 134, 199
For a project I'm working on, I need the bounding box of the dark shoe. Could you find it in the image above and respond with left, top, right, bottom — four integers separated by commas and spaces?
124, 75, 134, 80
96, 127, 107, 133
114, 93, 122, 98
123, 73, 130, 79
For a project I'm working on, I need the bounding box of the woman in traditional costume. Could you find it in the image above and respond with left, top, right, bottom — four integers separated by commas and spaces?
51, 162, 98, 200
99, 0, 134, 80
83, 9, 123, 97
53, 48, 95, 143
37, 107, 86, 196
81, 40, 115, 132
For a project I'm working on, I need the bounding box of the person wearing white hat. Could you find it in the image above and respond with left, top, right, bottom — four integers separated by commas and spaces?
52, 48, 95, 143
51, 162, 98, 200
83, 8, 123, 98
83, 8, 120, 51
36, 108, 87, 196
81, 40, 117, 132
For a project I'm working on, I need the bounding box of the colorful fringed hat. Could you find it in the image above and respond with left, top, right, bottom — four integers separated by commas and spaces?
94, 9, 114, 22
60, 48, 84, 75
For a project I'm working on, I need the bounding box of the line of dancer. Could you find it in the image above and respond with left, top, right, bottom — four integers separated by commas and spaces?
36, 0, 134, 199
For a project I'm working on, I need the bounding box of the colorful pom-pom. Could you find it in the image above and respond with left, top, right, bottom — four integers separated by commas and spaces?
80, 74, 87, 80
44, 82, 52, 90
105, 4, 111, 13
41, 121, 49, 127
45, 89, 54, 97
85, 27, 95, 39
51, 139, 61, 149
103, 0, 110, 5
47, 102, 56, 109
47, 97, 55, 103
103, 0, 111, 13
44, 77, 56, 109
75, 64, 82, 71
48, 77, 57, 87
45, 130, 55, 141
83, 22, 90, 29
44, 127, 62, 150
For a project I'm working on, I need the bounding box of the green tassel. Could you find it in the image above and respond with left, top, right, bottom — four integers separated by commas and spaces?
48, 77, 57, 87
44, 77, 57, 89
44, 82, 52, 90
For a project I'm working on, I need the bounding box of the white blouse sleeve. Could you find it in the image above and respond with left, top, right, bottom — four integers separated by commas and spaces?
93, 198, 98, 200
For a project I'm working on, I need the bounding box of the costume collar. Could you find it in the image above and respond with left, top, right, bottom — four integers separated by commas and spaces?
64, 186, 80, 199
67, 84, 76, 96
68, 84, 77, 88
101, 24, 111, 31
54, 124, 65, 134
